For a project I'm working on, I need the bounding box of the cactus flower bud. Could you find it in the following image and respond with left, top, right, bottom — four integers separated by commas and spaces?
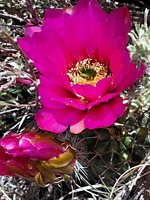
0, 130, 76, 187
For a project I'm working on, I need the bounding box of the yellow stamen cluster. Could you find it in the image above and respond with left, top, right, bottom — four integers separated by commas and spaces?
67, 58, 111, 86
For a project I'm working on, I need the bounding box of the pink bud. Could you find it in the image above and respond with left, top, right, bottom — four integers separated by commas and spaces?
0, 130, 76, 187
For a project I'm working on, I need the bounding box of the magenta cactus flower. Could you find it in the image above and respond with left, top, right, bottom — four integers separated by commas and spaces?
0, 130, 75, 187
18, 0, 146, 134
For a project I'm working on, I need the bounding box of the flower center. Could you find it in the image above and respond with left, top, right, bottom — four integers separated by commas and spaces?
67, 58, 112, 86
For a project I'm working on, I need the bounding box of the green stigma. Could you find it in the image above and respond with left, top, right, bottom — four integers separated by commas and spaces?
79, 66, 96, 80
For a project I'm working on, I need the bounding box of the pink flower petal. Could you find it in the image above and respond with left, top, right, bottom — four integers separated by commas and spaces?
0, 134, 19, 150
72, 84, 100, 102
35, 107, 76, 133
115, 62, 146, 92
33, 56, 66, 78
25, 22, 41, 37
35, 108, 69, 133
63, 16, 88, 61
38, 75, 88, 110
17, 37, 30, 56
88, 92, 120, 110
110, 6, 131, 43
70, 110, 87, 134
17, 23, 41, 55
96, 77, 113, 96
73, 0, 102, 14
0, 147, 12, 162
54, 98, 88, 110
62, 0, 111, 62
85, 97, 126, 129
19, 30, 76, 74
109, 49, 124, 74
109, 50, 130, 90
72, 77, 112, 102
42, 8, 70, 32
19, 137, 64, 160
72, 0, 108, 60
39, 75, 74, 98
